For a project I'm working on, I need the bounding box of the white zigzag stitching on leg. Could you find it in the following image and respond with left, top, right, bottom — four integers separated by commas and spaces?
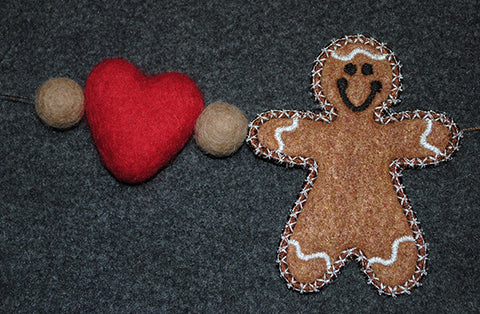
367, 236, 415, 266
288, 236, 415, 270
287, 239, 331, 268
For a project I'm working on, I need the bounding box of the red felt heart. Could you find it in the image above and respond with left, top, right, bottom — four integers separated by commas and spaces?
84, 58, 204, 183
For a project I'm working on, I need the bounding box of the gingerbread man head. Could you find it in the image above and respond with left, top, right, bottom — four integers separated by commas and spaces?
312, 35, 401, 120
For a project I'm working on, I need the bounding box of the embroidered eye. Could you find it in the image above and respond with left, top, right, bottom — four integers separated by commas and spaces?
362, 63, 374, 75
344, 63, 356, 75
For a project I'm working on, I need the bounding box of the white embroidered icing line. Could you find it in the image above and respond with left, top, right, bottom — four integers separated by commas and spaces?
420, 119, 442, 155
274, 118, 299, 153
287, 239, 331, 268
331, 47, 387, 61
367, 236, 415, 266
288, 235, 414, 270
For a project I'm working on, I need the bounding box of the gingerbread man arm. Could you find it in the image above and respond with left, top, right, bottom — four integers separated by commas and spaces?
248, 110, 332, 163
381, 110, 461, 164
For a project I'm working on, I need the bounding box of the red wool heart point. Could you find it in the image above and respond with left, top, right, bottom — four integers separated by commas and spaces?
85, 58, 204, 183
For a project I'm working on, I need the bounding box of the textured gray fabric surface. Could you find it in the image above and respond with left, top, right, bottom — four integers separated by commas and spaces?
1, 1, 479, 312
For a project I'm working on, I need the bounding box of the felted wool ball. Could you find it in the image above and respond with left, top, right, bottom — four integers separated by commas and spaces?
35, 77, 85, 128
195, 102, 248, 157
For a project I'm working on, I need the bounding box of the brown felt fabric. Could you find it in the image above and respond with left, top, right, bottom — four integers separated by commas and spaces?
257, 115, 449, 286
248, 35, 460, 295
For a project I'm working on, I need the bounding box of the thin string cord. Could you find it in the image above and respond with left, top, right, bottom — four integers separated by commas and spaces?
2, 92, 479, 132
0, 94, 35, 104
460, 126, 480, 132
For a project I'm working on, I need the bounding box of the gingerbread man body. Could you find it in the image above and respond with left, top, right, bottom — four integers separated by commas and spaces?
247, 35, 460, 295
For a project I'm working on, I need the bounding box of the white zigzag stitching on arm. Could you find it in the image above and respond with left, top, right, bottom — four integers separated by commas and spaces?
331, 47, 387, 61
420, 119, 442, 155
274, 118, 299, 153
288, 239, 332, 268
367, 236, 415, 266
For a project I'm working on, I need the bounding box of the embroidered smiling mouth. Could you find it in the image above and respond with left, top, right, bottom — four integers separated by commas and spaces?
337, 78, 382, 112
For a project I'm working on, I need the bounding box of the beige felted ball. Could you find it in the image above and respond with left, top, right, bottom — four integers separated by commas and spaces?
195, 102, 248, 157
35, 77, 85, 128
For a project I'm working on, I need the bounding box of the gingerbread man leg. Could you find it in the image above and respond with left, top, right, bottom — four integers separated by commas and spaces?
365, 235, 421, 291
277, 170, 426, 294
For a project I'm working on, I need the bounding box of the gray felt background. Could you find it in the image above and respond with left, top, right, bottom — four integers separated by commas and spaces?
1, 0, 479, 312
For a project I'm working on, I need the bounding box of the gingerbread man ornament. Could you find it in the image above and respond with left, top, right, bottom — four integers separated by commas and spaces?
247, 35, 461, 295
